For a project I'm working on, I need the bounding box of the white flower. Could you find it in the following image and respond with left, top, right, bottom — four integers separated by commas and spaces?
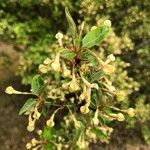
55, 32, 63, 47
105, 54, 115, 64
26, 143, 32, 149
80, 104, 90, 114
51, 53, 61, 72
117, 113, 125, 121
127, 108, 135, 117
103, 20, 111, 27
38, 64, 48, 74
5, 86, 21, 94
46, 113, 55, 127
69, 73, 79, 92
43, 58, 51, 65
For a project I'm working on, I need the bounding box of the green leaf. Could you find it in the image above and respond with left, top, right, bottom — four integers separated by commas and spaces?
42, 126, 53, 140
19, 98, 36, 115
90, 71, 103, 82
65, 7, 77, 39
31, 74, 44, 94
91, 127, 108, 139
82, 25, 109, 48
73, 122, 84, 142
60, 49, 76, 60
43, 143, 55, 150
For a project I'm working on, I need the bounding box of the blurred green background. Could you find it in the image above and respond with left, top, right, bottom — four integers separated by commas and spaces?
0, 0, 150, 149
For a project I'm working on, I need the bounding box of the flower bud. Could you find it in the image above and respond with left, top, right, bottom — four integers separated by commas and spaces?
80, 105, 89, 114
46, 114, 55, 127
90, 26, 97, 31
27, 124, 35, 132
5, 86, 21, 94
69, 74, 79, 92
37, 130, 42, 135
55, 32, 63, 40
104, 20, 111, 27
31, 138, 39, 147
102, 64, 115, 74
26, 143, 32, 149
117, 113, 125, 121
92, 109, 99, 125
116, 91, 126, 101
105, 54, 115, 64
51, 53, 61, 72
127, 108, 135, 117
62, 63, 71, 77
38, 64, 48, 74
43, 58, 51, 65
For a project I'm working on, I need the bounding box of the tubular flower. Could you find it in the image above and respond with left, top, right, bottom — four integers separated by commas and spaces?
51, 53, 61, 72
81, 75, 99, 103
117, 113, 125, 121
5, 86, 21, 94
80, 103, 90, 114
92, 109, 99, 125
38, 64, 48, 74
127, 108, 135, 117
33, 106, 41, 120
46, 113, 55, 127
105, 54, 115, 64
69, 73, 79, 92
26, 143, 32, 149
62, 62, 71, 77
27, 113, 36, 132
43, 58, 52, 65
55, 32, 63, 47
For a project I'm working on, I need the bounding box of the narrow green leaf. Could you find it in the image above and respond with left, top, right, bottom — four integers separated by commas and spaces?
60, 49, 76, 60
82, 25, 109, 48
31, 74, 44, 94
65, 7, 77, 39
19, 98, 36, 115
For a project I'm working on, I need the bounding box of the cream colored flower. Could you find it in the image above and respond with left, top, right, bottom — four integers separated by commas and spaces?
38, 64, 48, 74
92, 109, 99, 125
26, 143, 32, 149
43, 58, 51, 65
116, 91, 126, 101
5, 86, 21, 94
62, 62, 71, 77
102, 64, 115, 74
117, 113, 125, 121
69, 73, 79, 92
55, 32, 63, 47
103, 20, 111, 27
46, 113, 55, 127
51, 53, 61, 72
80, 104, 90, 114
127, 108, 135, 117
105, 54, 115, 64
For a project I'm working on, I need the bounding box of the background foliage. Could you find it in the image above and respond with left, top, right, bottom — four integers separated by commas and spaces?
0, 0, 150, 146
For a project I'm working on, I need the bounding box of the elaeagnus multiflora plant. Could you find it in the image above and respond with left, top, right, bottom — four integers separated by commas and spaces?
5, 8, 135, 150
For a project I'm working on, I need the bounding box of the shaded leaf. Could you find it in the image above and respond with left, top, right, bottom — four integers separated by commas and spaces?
19, 98, 36, 115
31, 74, 44, 95
60, 49, 76, 60
82, 25, 109, 48
65, 7, 77, 39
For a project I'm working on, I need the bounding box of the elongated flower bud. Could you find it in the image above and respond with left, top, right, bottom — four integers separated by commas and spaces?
46, 113, 55, 127
69, 73, 79, 92
51, 53, 61, 72
5, 86, 21, 94
117, 113, 125, 121
39, 64, 48, 74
